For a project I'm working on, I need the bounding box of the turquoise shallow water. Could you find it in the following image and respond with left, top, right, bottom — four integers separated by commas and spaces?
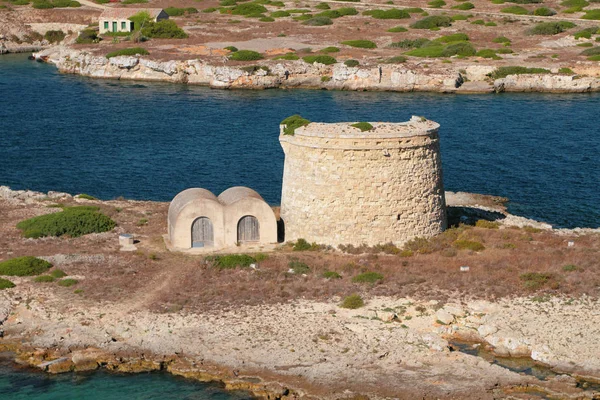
0, 54, 598, 228
0, 355, 253, 399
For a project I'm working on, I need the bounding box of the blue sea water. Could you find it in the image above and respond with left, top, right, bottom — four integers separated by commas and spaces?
0, 355, 253, 399
0, 53, 598, 228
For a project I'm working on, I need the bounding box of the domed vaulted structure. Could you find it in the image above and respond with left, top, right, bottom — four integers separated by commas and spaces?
168, 187, 277, 251
279, 116, 447, 247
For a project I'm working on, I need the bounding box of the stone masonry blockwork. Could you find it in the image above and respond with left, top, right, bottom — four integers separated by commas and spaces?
279, 117, 447, 247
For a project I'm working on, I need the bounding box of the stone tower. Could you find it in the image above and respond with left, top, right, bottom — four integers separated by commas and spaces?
279, 116, 447, 247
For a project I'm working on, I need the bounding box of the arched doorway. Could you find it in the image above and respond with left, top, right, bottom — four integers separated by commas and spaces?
191, 217, 214, 248
237, 215, 259, 243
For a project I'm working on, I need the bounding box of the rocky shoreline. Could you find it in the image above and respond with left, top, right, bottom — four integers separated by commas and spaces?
32, 45, 600, 94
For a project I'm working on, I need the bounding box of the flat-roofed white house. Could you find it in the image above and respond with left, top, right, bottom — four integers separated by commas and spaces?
98, 8, 168, 34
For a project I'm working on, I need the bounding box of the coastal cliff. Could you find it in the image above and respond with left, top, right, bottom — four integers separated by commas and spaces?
34, 45, 600, 93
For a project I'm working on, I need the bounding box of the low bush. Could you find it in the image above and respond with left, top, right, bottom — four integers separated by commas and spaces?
387, 26, 408, 32
520, 272, 552, 290
0, 278, 15, 290
341, 40, 377, 48
574, 27, 599, 39
428, 0, 446, 7
363, 8, 410, 19
106, 47, 149, 58
302, 16, 333, 26
302, 55, 337, 64
323, 271, 342, 279
34, 275, 55, 283
292, 14, 313, 21
341, 294, 364, 309
259, 17, 275, 22
558, 67, 574, 74
411, 15, 452, 29
0, 256, 52, 276
352, 271, 384, 283
533, 7, 556, 16
230, 2, 267, 15
382, 55, 407, 63
582, 9, 600, 19
578, 42, 593, 47
58, 278, 78, 287
202, 7, 217, 12
229, 50, 263, 60
44, 30, 66, 43
581, 46, 600, 55
289, 260, 310, 274
471, 19, 485, 25
476, 219, 500, 228
164, 7, 198, 16
206, 254, 256, 269
320, 46, 340, 53
452, 1, 474, 9
454, 239, 485, 251
271, 10, 290, 17
489, 66, 551, 79
390, 38, 430, 49
76, 29, 99, 44
435, 33, 469, 43
273, 53, 299, 60
315, 10, 341, 18
292, 238, 321, 251
351, 122, 373, 131
344, 59, 359, 67
315, 2, 330, 9
282, 115, 311, 135
528, 22, 576, 35
476, 49, 502, 59
405, 42, 475, 57
337, 7, 358, 15
493, 36, 511, 44
77, 193, 97, 200
50, 269, 67, 278
17, 206, 116, 238
224, 46, 238, 52
501, 5, 528, 14
142, 20, 188, 38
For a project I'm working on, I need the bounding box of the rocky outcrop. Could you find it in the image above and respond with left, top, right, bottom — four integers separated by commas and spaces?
494, 74, 600, 93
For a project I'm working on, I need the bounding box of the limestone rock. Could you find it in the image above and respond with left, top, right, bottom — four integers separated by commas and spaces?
465, 65, 495, 81
477, 324, 498, 337
436, 309, 455, 325
109, 56, 139, 69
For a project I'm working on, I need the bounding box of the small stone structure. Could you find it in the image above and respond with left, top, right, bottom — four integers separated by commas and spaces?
167, 187, 277, 251
279, 116, 447, 246
99, 8, 168, 34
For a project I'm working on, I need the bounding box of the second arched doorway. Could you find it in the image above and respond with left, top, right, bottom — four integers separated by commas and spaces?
237, 215, 259, 243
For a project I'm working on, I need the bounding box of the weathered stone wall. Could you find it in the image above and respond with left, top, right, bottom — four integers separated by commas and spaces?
279, 117, 447, 247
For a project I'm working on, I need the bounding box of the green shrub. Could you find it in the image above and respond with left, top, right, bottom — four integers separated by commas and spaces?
390, 38, 430, 48
273, 53, 300, 60
0, 256, 52, 276
528, 22, 576, 35
0, 278, 15, 290
32, 0, 54, 9
407, 42, 475, 57
581, 46, 600, 55
44, 30, 66, 43
493, 36, 511, 44
34, 275, 55, 283
293, 14, 313, 21
435, 33, 469, 43
164, 7, 198, 16
207, 254, 256, 269
50, 269, 67, 278
583, 9, 600, 19
224, 46, 239, 52
281, 115, 311, 135
315, 2, 330, 9
289, 260, 310, 274
520, 272, 551, 290
316, 10, 341, 18
203, 7, 217, 12
58, 278, 78, 287
271, 10, 290, 17
411, 15, 452, 29
453, 240, 485, 251
489, 66, 551, 79
106, 47, 149, 58
230, 2, 267, 15
260, 17, 275, 22
77, 193, 97, 200
428, 0, 446, 7
578, 42, 593, 47
352, 271, 383, 283
320, 46, 340, 53
485, 21, 497, 26
341, 294, 364, 309
476, 219, 500, 228
292, 238, 322, 251
574, 27, 598, 39
344, 59, 359, 67
471, 19, 484, 25
302, 55, 337, 64
229, 50, 263, 60
142, 20, 188, 38
562, 264, 578, 272
452, 1, 474, 9
533, 7, 556, 15
321, 75, 331, 82
363, 8, 410, 19
302, 16, 333, 25
476, 49, 502, 59
323, 271, 342, 279
588, 54, 600, 60
451, 14, 471, 20
560, 0, 588, 11
501, 5, 529, 14
16, 206, 116, 238
383, 55, 407, 63
287, 8, 311, 13
387, 26, 408, 32
337, 7, 359, 15
351, 122, 373, 131
341, 40, 376, 48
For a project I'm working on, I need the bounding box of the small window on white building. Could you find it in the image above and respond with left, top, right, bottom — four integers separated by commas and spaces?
121, 21, 126, 30
104, 21, 109, 30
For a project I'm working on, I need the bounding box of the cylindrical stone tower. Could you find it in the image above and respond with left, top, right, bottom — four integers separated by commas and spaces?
279, 116, 446, 247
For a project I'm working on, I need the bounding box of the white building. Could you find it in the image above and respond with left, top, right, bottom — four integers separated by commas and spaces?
98, 8, 168, 34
